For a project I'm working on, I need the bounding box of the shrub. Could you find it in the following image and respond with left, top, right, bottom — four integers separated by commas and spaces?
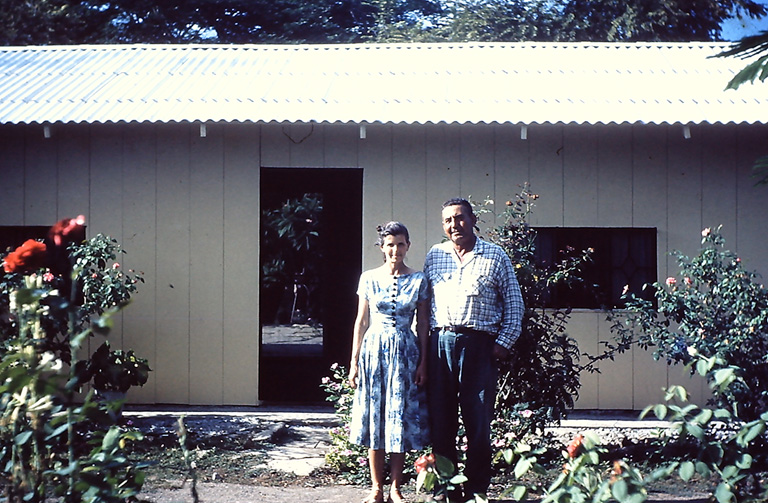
475, 187, 592, 436
608, 226, 768, 421
0, 218, 149, 502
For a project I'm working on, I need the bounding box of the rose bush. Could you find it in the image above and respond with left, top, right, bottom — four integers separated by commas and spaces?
0, 216, 149, 502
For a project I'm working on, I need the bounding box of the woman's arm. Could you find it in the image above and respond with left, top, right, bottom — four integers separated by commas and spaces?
348, 296, 370, 388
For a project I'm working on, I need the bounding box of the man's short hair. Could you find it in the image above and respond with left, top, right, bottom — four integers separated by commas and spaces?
442, 198, 475, 216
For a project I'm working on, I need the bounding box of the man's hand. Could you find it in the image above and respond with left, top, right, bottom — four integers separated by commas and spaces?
492, 343, 510, 361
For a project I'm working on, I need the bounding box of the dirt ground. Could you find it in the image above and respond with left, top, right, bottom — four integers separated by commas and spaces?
126, 410, 714, 503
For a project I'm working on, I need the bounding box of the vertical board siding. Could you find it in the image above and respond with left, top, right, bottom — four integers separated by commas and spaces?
527, 124, 564, 226
493, 124, 529, 210
360, 123, 394, 272
1, 121, 767, 409
155, 124, 191, 403
563, 126, 598, 226
392, 125, 428, 265
189, 124, 226, 404
222, 123, 260, 405
596, 124, 633, 227
121, 123, 158, 403
56, 124, 91, 220
25, 127, 58, 225
424, 125, 461, 248
0, 126, 25, 225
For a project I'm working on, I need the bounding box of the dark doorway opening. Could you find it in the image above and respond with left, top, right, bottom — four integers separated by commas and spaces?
259, 168, 362, 403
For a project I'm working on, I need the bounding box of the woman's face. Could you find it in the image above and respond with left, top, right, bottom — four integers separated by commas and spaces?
380, 233, 410, 266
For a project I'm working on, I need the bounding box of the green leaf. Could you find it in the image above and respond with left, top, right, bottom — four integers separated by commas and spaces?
101, 426, 121, 452
514, 457, 533, 478
714, 482, 734, 503
611, 479, 628, 501
679, 461, 695, 481
735, 453, 752, 470
450, 474, 468, 485
653, 404, 668, 420
435, 454, 455, 477
14, 430, 32, 445
416, 470, 434, 492
713, 368, 735, 387
695, 358, 709, 377
512, 485, 528, 501
721, 465, 738, 480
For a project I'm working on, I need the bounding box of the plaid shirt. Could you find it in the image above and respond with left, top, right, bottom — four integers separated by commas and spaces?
424, 238, 524, 349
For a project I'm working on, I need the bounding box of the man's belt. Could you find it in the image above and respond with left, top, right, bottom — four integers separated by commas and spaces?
436, 325, 491, 337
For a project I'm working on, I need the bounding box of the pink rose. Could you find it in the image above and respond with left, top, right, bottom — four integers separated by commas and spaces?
665, 277, 677, 287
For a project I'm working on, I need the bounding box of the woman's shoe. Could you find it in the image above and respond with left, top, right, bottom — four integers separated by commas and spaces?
362, 489, 384, 503
388, 487, 406, 503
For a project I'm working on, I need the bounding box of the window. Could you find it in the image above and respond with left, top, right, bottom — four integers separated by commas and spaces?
0, 226, 50, 255
533, 227, 657, 309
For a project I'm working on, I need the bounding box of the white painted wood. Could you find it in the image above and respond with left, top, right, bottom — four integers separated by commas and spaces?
120, 123, 159, 404
0, 125, 25, 224
359, 123, 393, 272
563, 125, 598, 226
2, 121, 768, 409
24, 126, 58, 225
155, 123, 191, 404
596, 124, 633, 227
569, 311, 599, 409
392, 124, 428, 265
222, 123, 260, 405
424, 125, 461, 251
596, 315, 634, 409
189, 123, 226, 405
56, 123, 90, 221
527, 124, 563, 226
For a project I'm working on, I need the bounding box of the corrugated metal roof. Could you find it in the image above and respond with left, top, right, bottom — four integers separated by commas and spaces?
0, 42, 765, 126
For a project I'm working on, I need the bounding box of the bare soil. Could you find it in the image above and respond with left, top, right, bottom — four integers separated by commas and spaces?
125, 412, 723, 503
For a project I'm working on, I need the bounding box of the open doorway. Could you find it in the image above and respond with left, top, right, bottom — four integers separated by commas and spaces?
259, 168, 362, 403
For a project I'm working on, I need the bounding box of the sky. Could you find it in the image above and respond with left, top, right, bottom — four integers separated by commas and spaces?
720, 0, 768, 40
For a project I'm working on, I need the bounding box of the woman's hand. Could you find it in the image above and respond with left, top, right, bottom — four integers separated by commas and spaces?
348, 364, 359, 389
414, 361, 427, 387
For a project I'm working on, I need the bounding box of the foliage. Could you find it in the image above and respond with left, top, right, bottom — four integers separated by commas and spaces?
86, 341, 151, 393
3, 0, 764, 45
559, 0, 765, 41
607, 226, 768, 421
503, 432, 649, 503
260, 193, 323, 323
718, 30, 768, 89
476, 187, 591, 436
717, 30, 768, 187
320, 363, 369, 482
414, 452, 471, 502
0, 218, 149, 502
640, 354, 768, 503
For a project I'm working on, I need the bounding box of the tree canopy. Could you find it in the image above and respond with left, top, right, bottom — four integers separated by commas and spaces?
1, 0, 765, 45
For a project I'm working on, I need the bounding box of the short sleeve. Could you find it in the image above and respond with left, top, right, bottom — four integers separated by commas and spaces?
417, 273, 429, 302
356, 271, 369, 300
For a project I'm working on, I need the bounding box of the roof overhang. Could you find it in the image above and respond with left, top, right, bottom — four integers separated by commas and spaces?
0, 42, 765, 126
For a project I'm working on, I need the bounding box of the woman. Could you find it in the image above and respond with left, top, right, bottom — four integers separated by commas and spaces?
348, 222, 430, 503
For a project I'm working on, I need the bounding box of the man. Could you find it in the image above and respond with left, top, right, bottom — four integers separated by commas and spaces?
424, 198, 524, 502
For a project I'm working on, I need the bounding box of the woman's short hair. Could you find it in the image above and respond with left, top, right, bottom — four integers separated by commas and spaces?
375, 221, 410, 246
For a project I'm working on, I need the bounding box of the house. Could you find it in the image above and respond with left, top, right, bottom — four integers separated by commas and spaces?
0, 42, 766, 408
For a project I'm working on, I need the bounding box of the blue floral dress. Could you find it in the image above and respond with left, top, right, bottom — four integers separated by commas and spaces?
349, 270, 429, 452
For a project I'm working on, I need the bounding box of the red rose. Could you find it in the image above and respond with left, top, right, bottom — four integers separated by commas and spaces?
48, 215, 86, 247
566, 434, 584, 459
414, 453, 436, 474
2, 240, 48, 273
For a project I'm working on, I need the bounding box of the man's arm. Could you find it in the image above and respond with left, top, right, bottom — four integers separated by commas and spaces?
494, 251, 525, 351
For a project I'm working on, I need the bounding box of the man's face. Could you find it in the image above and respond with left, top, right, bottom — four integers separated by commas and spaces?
441, 203, 476, 248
